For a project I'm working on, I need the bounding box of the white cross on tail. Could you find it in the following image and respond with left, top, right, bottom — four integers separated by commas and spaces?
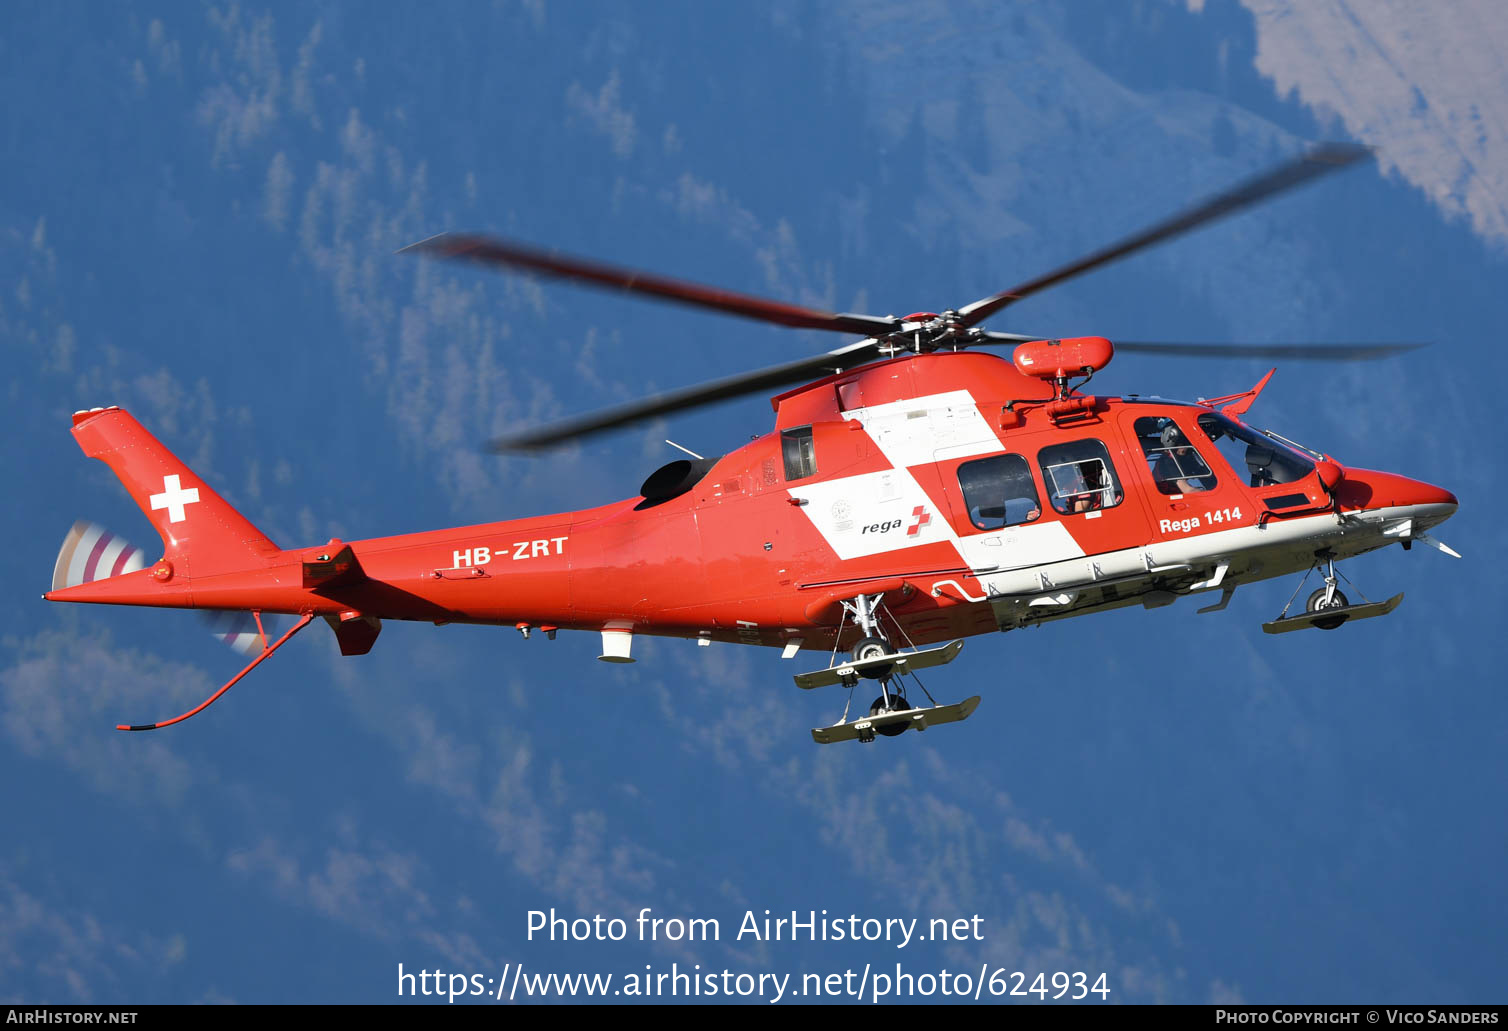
149, 474, 200, 523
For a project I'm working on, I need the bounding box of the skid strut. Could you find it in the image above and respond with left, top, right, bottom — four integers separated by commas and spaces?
1275, 552, 1370, 619
1320, 553, 1341, 608
841, 592, 895, 709
841, 592, 887, 639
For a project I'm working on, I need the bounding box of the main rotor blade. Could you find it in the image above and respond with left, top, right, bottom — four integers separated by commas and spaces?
487, 340, 881, 451
402, 232, 898, 338
955, 142, 1372, 328
966, 332, 1422, 361
1113, 341, 1424, 361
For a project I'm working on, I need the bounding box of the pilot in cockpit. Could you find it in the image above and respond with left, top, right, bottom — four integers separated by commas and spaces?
1149, 421, 1213, 495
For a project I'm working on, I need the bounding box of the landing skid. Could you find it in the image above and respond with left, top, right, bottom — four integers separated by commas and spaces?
793, 639, 964, 690
801, 595, 975, 745
1263, 593, 1404, 634
812, 696, 981, 745
1265, 553, 1403, 634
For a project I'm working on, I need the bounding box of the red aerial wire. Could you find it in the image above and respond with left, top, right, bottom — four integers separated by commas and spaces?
116, 612, 313, 731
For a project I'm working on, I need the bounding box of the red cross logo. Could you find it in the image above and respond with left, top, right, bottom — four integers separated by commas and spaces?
907, 505, 931, 537
149, 474, 200, 524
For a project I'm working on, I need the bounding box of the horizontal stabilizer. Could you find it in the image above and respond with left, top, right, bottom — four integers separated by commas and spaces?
302, 543, 365, 589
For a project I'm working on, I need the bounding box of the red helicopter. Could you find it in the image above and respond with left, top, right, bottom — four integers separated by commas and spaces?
45, 143, 1459, 744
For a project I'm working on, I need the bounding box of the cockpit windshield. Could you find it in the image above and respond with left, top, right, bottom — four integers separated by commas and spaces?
1196, 413, 1315, 488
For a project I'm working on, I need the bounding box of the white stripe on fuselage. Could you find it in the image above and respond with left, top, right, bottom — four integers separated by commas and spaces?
792, 469, 958, 561
790, 389, 1086, 568
975, 501, 1456, 626
842, 389, 1001, 468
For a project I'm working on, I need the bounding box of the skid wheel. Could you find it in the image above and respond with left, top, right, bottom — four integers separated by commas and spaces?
868, 693, 912, 738
851, 636, 894, 680
1306, 587, 1350, 630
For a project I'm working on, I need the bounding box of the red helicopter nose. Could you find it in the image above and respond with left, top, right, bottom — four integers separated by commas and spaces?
1333, 468, 1458, 512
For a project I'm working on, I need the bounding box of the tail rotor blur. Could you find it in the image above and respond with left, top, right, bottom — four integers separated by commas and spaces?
52, 520, 147, 592
202, 609, 277, 656
52, 519, 277, 654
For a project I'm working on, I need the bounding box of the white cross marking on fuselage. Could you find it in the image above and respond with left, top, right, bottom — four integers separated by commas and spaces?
149, 474, 200, 523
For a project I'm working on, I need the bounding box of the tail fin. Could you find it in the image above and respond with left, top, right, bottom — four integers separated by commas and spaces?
68, 406, 278, 576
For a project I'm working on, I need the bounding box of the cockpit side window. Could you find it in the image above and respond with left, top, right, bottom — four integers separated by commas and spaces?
957, 454, 1041, 530
1037, 438, 1124, 515
1134, 416, 1216, 495
781, 426, 817, 481
1197, 413, 1315, 487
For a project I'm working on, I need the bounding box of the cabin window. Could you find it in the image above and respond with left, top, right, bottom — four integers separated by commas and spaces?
1134, 416, 1216, 494
1197, 413, 1315, 487
781, 426, 817, 481
957, 454, 1041, 530
1038, 439, 1124, 515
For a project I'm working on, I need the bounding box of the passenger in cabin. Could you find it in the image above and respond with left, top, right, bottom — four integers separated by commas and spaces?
1067, 461, 1115, 512
958, 453, 1041, 530
999, 459, 1042, 524
1039, 440, 1124, 515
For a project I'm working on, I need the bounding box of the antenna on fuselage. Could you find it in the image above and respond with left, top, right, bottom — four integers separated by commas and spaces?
665, 439, 705, 460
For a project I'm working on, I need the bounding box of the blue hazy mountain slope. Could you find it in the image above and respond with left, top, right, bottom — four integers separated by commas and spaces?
1, 0, 1502, 1003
